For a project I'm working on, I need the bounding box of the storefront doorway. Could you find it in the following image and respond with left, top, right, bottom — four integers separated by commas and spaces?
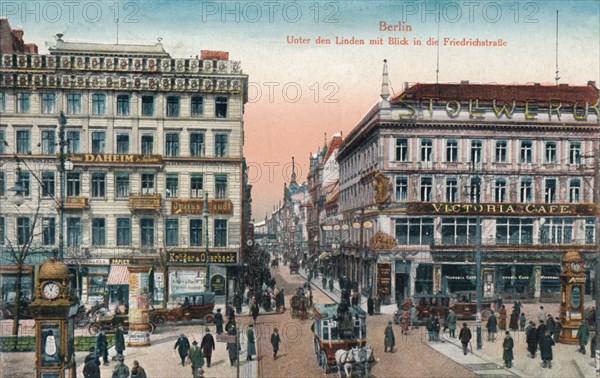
395, 274, 408, 304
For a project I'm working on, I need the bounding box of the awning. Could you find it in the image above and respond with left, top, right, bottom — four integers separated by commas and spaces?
319, 252, 331, 261
107, 265, 130, 285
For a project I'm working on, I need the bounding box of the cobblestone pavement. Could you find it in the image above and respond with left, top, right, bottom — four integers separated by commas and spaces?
256, 264, 475, 377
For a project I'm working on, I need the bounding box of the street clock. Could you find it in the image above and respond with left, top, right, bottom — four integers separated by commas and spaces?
559, 250, 586, 344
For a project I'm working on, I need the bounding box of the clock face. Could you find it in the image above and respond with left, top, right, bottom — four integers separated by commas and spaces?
42, 282, 60, 300
571, 262, 582, 273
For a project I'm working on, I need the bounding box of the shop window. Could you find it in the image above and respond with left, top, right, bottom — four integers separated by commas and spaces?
395, 218, 433, 245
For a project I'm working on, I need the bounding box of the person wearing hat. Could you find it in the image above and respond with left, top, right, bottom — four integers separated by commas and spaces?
226, 326, 239, 366
525, 320, 539, 358
246, 324, 256, 361
458, 323, 472, 356
270, 327, 281, 360
201, 328, 216, 367
83, 346, 101, 378
188, 340, 204, 378
96, 330, 109, 366
84, 346, 99, 365
502, 331, 514, 368
112, 355, 129, 378
384, 320, 395, 353
174, 333, 191, 366
130, 360, 147, 378
215, 308, 224, 335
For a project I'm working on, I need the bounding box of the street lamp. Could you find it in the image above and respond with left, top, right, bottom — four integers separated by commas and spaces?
9, 162, 25, 207
203, 191, 210, 291
472, 172, 483, 350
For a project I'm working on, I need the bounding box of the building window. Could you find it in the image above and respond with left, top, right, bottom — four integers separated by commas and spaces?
395, 176, 407, 201
0, 172, 4, 196
446, 140, 458, 162
42, 218, 56, 246
191, 96, 204, 116
17, 92, 30, 113
445, 178, 457, 202
166, 174, 178, 198
520, 140, 532, 163
420, 139, 432, 162
585, 218, 596, 244
545, 141, 557, 163
116, 218, 131, 246
91, 173, 106, 198
470, 177, 481, 203
0, 129, 5, 153
395, 138, 408, 161
569, 179, 581, 203
91, 131, 106, 154
67, 217, 82, 246
165, 133, 179, 157
115, 172, 129, 198
495, 178, 507, 203
190, 174, 203, 197
495, 140, 507, 162
520, 178, 532, 202
0, 92, 5, 113
116, 94, 130, 115
215, 174, 227, 198
66, 172, 81, 196
420, 177, 432, 201
544, 178, 556, 203
166, 96, 180, 117
441, 217, 477, 245
141, 135, 153, 154
41, 92, 56, 114
140, 218, 154, 246
17, 217, 31, 245
569, 142, 581, 164
116, 134, 129, 154
215, 133, 228, 157
92, 218, 106, 246
214, 219, 228, 246
190, 219, 203, 246
540, 218, 573, 244
92, 93, 106, 115
17, 170, 30, 196
16, 130, 30, 154
395, 218, 433, 245
141, 173, 155, 194
470, 140, 482, 163
42, 171, 55, 197
165, 219, 179, 246
190, 132, 205, 157
142, 95, 154, 116
215, 96, 228, 118
67, 93, 81, 114
0, 217, 4, 244
41, 130, 55, 155
66, 131, 80, 153
496, 218, 533, 245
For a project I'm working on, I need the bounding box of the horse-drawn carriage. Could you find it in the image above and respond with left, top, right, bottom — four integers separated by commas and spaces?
289, 260, 300, 274
312, 303, 374, 376
290, 287, 310, 319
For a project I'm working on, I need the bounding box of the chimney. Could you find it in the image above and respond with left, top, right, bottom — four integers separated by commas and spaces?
12, 27, 23, 41
588, 80, 596, 87
25, 43, 38, 54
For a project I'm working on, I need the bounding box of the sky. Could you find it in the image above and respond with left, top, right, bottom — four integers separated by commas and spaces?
3, 0, 599, 219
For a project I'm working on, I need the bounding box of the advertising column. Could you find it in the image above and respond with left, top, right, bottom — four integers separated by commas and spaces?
127, 266, 151, 346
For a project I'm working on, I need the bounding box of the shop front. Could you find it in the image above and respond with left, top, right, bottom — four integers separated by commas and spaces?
64, 258, 111, 305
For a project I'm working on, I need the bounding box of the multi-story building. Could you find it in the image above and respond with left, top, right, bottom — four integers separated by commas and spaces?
0, 19, 249, 305
337, 61, 599, 304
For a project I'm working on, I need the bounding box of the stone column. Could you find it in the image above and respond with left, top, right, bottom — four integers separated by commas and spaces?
409, 262, 418, 298
127, 266, 151, 346
433, 264, 442, 294
533, 265, 542, 299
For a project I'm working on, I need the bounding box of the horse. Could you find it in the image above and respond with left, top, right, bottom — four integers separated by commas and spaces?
335, 346, 372, 378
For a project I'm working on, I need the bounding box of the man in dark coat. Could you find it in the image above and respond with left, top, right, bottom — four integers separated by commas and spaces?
85, 346, 100, 365
322, 275, 327, 289
114, 327, 126, 360
234, 291, 243, 314
553, 317, 562, 343
95, 330, 109, 366
246, 324, 256, 361
509, 308, 519, 331
426, 315, 435, 342
458, 323, 472, 355
525, 321, 538, 358
537, 320, 547, 349
591, 333, 597, 359
446, 310, 457, 338
226, 326, 240, 366
486, 312, 498, 342
539, 331, 555, 369
503, 331, 514, 368
384, 320, 395, 352
367, 296, 374, 316
83, 347, 101, 378
270, 327, 281, 359
187, 341, 204, 378
201, 328, 216, 367
329, 278, 334, 292
215, 308, 224, 335
577, 322, 590, 354
174, 333, 191, 366
250, 299, 259, 324
546, 314, 556, 337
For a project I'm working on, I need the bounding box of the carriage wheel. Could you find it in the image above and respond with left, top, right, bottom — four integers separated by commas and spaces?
204, 313, 215, 325
88, 322, 102, 335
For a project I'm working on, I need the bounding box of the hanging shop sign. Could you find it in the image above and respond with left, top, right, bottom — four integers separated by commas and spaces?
169, 251, 237, 264
370, 232, 397, 250
171, 199, 234, 215
376, 263, 392, 296
406, 202, 598, 216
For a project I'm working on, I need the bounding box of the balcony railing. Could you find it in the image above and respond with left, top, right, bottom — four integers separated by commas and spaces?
62, 196, 89, 209
129, 193, 162, 211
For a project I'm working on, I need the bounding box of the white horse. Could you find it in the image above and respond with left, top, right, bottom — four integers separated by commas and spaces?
335, 346, 372, 378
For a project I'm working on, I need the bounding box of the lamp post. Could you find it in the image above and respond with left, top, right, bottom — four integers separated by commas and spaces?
58, 111, 67, 260
203, 191, 210, 291
473, 172, 483, 350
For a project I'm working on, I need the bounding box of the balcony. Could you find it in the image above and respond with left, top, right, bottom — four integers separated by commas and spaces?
129, 194, 162, 211
62, 196, 89, 210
